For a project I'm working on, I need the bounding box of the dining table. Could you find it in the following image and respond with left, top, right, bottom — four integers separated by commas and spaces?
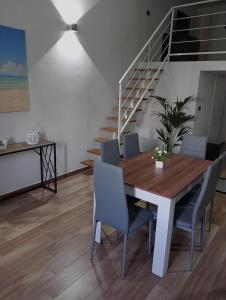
94, 152, 212, 278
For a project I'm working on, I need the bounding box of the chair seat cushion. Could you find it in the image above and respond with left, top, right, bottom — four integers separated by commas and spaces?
174, 205, 194, 230
128, 204, 153, 235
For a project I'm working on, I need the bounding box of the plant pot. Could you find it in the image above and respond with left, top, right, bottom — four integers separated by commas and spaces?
155, 160, 164, 168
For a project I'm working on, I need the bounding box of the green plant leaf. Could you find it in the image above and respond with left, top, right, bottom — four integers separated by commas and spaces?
152, 95, 195, 152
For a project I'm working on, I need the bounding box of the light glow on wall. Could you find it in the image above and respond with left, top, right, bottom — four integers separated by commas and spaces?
51, 0, 84, 24
55, 31, 84, 61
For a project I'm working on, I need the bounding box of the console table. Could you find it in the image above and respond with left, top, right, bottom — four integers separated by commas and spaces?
0, 140, 57, 194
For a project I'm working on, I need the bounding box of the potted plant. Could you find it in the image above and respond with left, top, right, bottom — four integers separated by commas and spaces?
152, 95, 196, 153
152, 146, 168, 168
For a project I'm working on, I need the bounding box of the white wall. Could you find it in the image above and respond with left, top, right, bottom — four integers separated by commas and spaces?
137, 61, 226, 148
193, 72, 217, 137
208, 75, 226, 143
221, 91, 226, 141
0, 0, 183, 195
193, 73, 226, 144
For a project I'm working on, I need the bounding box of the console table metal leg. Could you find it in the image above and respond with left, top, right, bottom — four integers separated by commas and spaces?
40, 144, 57, 193
53, 143, 57, 193
40, 147, 44, 188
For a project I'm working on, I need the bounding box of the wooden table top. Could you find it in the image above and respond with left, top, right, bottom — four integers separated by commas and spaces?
119, 152, 212, 199
0, 140, 55, 156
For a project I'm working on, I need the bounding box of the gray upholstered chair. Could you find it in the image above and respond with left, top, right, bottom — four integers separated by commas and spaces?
208, 151, 226, 230
101, 138, 138, 204
180, 134, 207, 160
101, 139, 120, 165
92, 160, 154, 279
123, 133, 140, 159
174, 158, 220, 271
177, 153, 225, 232
217, 151, 226, 179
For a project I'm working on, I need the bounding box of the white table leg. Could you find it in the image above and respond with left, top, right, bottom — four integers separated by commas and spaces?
93, 192, 101, 243
125, 185, 175, 277
152, 198, 175, 277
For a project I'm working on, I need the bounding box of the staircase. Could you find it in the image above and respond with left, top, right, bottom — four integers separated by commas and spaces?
81, 0, 226, 169
81, 67, 164, 168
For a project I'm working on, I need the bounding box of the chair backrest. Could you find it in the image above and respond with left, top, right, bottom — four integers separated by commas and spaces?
123, 133, 140, 159
180, 134, 207, 160
218, 151, 226, 178
93, 160, 129, 233
192, 158, 220, 228
101, 139, 120, 165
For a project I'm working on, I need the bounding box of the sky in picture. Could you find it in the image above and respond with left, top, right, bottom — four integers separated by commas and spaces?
0, 25, 28, 77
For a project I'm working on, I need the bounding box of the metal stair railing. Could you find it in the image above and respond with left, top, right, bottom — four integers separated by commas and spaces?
117, 7, 173, 142
117, 0, 225, 142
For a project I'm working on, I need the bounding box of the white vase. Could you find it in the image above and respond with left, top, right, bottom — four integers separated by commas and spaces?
26, 130, 40, 145
155, 160, 164, 168
0, 137, 8, 150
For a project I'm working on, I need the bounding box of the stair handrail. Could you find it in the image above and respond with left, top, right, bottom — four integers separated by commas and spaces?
118, 8, 173, 86
120, 56, 168, 135
117, 0, 222, 142
118, 7, 174, 141
117, 8, 173, 141
118, 0, 219, 87
120, 35, 170, 123
120, 21, 171, 109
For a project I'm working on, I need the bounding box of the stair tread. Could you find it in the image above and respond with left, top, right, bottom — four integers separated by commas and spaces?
95, 137, 109, 143
113, 106, 142, 112
81, 159, 93, 167
125, 87, 154, 91
121, 96, 149, 101
135, 68, 163, 72
87, 148, 101, 155
107, 116, 137, 122
100, 127, 117, 133
129, 77, 159, 80
122, 96, 140, 100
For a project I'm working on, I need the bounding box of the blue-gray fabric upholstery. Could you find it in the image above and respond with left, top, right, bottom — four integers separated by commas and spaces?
218, 151, 226, 178
175, 206, 193, 230
180, 134, 207, 160
175, 158, 219, 230
93, 160, 153, 234
92, 160, 154, 278
174, 158, 220, 270
101, 139, 120, 165
101, 139, 138, 205
123, 133, 140, 159
192, 159, 219, 228
94, 160, 129, 232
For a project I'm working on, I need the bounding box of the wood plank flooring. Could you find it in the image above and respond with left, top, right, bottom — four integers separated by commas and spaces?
0, 174, 226, 300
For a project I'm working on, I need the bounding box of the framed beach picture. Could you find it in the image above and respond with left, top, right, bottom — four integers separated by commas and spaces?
0, 25, 30, 112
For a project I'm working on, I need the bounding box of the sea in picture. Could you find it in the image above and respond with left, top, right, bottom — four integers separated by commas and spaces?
0, 75, 28, 90
0, 25, 30, 112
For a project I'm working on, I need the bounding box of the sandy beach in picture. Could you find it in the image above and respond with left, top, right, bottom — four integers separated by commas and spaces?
0, 89, 30, 112
0, 25, 30, 113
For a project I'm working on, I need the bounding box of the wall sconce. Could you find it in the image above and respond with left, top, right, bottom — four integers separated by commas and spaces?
66, 24, 78, 32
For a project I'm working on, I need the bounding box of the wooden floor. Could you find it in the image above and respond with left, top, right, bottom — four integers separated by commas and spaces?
0, 174, 226, 300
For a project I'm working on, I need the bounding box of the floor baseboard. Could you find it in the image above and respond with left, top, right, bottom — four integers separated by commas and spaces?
0, 166, 91, 201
